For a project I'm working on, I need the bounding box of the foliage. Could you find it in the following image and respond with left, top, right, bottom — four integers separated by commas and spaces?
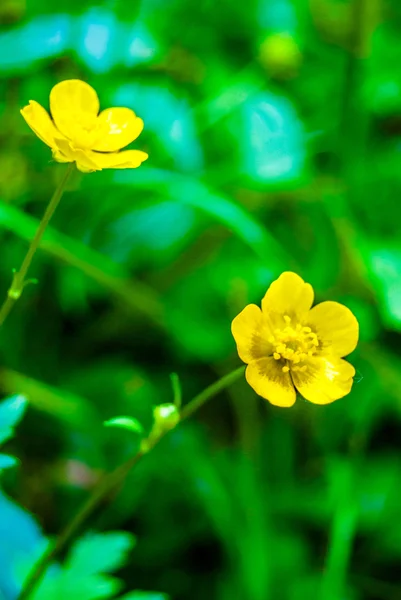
0, 395, 27, 470
0, 406, 166, 600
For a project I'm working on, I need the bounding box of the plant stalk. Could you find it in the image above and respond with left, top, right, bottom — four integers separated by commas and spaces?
0, 163, 74, 327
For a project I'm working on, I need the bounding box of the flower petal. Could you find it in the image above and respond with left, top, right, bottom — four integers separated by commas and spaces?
262, 272, 314, 319
87, 149, 148, 170
20, 100, 61, 148
292, 356, 355, 405
53, 138, 99, 172
50, 79, 100, 141
307, 301, 359, 357
231, 304, 274, 363
246, 357, 296, 407
92, 108, 144, 152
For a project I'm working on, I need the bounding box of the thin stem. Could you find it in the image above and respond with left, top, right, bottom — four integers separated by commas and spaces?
180, 366, 245, 421
17, 365, 245, 600
321, 461, 359, 600
0, 163, 74, 327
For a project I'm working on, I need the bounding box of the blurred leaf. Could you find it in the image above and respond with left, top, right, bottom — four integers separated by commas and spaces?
104, 417, 144, 435
120, 593, 169, 600
0, 453, 18, 469
0, 394, 27, 430
0, 490, 45, 599
92, 198, 197, 269
363, 243, 401, 330
65, 532, 135, 576
0, 428, 13, 445
113, 84, 204, 173
0, 200, 163, 326
239, 91, 306, 186
0, 395, 26, 469
0, 369, 97, 430
109, 168, 289, 266
0, 491, 166, 600
0, 15, 69, 73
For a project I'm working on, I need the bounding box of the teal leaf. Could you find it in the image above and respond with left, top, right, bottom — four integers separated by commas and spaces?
113, 85, 204, 173
111, 168, 289, 266
365, 245, 401, 329
0, 427, 13, 445
0, 16, 69, 74
0, 490, 44, 598
0, 454, 18, 470
0, 395, 27, 430
104, 417, 144, 435
240, 92, 305, 185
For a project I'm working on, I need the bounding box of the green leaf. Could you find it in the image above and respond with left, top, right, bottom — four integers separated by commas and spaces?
104, 417, 144, 435
66, 532, 135, 576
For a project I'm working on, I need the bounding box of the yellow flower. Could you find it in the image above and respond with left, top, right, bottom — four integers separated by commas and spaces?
231, 272, 359, 407
20, 79, 148, 173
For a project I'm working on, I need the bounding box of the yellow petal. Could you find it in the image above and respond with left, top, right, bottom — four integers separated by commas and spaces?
87, 149, 148, 170
231, 304, 273, 363
92, 108, 144, 152
262, 272, 314, 319
53, 138, 99, 172
307, 301, 359, 357
50, 79, 100, 141
20, 100, 61, 148
52, 148, 72, 164
292, 356, 355, 405
245, 357, 296, 407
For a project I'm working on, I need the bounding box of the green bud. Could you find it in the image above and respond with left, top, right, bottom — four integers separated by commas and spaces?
140, 404, 180, 453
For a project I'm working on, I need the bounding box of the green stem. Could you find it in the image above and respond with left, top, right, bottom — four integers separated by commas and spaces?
321, 461, 359, 600
0, 163, 74, 327
17, 365, 245, 600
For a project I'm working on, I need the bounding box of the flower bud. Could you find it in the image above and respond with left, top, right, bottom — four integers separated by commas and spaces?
259, 33, 302, 79
140, 404, 180, 453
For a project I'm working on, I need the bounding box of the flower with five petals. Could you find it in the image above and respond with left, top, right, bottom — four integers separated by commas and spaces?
20, 79, 148, 173
231, 272, 359, 407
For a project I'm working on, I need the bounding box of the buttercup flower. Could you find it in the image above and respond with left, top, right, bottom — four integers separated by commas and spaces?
231, 272, 359, 407
20, 79, 148, 173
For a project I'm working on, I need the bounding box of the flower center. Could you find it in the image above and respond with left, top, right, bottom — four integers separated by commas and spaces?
67, 114, 102, 149
269, 315, 319, 373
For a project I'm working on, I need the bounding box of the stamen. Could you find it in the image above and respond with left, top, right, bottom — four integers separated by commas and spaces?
269, 318, 319, 374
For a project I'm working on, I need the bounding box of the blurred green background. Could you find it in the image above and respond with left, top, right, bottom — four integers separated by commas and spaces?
1, 0, 401, 599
